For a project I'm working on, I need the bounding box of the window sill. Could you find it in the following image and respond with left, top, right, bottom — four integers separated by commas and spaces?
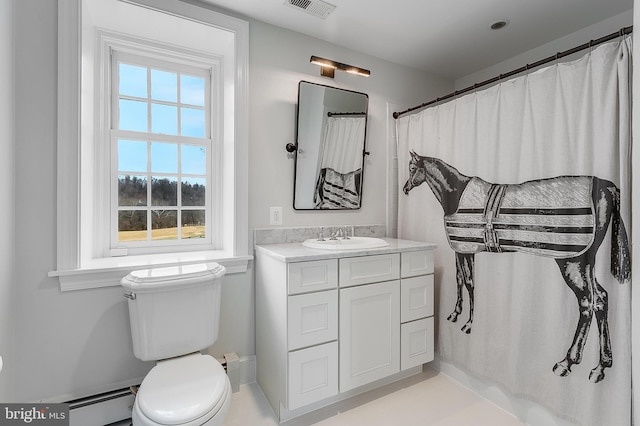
49, 251, 252, 292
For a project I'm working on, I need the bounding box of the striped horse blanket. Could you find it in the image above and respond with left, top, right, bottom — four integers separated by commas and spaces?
314, 167, 361, 209
443, 176, 595, 258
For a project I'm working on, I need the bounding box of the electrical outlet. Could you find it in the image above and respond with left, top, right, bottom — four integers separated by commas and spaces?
270, 207, 283, 225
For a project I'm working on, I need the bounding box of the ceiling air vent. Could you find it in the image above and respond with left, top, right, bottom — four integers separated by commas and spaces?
284, 0, 336, 19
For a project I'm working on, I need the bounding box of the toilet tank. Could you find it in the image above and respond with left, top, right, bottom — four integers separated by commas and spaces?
121, 263, 226, 361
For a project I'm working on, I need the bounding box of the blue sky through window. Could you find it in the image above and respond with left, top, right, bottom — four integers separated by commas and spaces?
151, 142, 178, 173
118, 63, 207, 197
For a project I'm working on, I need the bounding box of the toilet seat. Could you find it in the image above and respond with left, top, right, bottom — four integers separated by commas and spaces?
133, 353, 231, 426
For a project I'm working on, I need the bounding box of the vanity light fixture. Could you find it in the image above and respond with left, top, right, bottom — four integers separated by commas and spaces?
310, 56, 371, 78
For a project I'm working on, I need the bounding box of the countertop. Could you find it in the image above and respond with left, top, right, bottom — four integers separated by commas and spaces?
255, 237, 436, 263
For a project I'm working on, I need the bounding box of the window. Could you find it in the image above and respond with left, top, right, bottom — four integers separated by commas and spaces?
110, 52, 219, 254
53, 0, 250, 290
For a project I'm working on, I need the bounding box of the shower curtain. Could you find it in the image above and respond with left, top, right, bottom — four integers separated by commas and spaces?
397, 37, 631, 425
315, 116, 366, 208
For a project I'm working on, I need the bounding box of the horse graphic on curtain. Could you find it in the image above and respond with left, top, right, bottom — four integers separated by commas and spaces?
396, 36, 632, 426
403, 152, 630, 383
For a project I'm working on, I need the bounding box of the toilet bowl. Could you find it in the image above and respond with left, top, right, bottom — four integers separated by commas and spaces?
121, 263, 229, 426
132, 354, 231, 426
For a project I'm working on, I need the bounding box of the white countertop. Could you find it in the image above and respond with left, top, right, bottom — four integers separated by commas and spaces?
255, 237, 436, 263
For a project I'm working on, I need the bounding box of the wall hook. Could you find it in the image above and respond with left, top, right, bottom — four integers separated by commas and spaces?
285, 143, 297, 153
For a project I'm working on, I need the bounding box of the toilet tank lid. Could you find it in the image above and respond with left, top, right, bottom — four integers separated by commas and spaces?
121, 262, 226, 292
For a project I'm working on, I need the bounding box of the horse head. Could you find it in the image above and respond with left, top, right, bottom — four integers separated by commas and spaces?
403, 151, 427, 194
403, 152, 472, 215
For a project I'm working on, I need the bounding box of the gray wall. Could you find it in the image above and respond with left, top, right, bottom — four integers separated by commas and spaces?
247, 19, 452, 232
10, 0, 451, 402
0, 0, 15, 402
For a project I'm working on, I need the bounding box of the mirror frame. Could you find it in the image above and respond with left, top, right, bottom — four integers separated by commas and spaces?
292, 80, 369, 210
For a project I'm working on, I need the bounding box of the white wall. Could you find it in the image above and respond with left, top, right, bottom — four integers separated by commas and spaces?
10, 0, 450, 402
248, 19, 452, 234
0, 0, 15, 401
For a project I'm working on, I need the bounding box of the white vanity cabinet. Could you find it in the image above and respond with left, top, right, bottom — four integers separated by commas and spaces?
255, 239, 435, 422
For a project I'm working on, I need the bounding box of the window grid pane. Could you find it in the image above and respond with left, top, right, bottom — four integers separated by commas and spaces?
116, 137, 208, 244
113, 53, 212, 250
118, 62, 208, 138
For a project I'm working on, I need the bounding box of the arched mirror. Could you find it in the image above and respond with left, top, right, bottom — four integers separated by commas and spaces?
292, 81, 369, 210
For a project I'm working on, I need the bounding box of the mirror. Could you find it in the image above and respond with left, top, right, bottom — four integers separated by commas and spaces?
292, 81, 369, 210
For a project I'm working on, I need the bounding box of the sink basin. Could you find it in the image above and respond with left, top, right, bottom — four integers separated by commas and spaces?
302, 236, 389, 250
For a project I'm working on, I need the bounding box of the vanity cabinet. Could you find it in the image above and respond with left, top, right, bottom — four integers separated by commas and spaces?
255, 239, 435, 422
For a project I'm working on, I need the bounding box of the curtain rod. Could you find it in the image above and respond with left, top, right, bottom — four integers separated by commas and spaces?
393, 25, 633, 119
328, 111, 367, 117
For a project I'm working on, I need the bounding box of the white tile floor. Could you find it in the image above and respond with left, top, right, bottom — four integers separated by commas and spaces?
223, 367, 525, 426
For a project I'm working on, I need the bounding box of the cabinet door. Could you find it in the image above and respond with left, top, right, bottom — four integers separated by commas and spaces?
288, 290, 338, 351
400, 275, 434, 323
288, 259, 338, 295
288, 341, 338, 410
339, 253, 400, 287
401, 317, 434, 370
339, 280, 400, 392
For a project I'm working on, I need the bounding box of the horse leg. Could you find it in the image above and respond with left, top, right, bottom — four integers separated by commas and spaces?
448, 253, 466, 323
589, 277, 612, 383
454, 253, 475, 334
587, 177, 616, 382
553, 256, 594, 378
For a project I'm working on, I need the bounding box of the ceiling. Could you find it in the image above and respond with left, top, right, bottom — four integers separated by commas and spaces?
199, 0, 632, 79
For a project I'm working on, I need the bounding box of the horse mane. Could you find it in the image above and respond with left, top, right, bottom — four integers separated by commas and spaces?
410, 152, 471, 215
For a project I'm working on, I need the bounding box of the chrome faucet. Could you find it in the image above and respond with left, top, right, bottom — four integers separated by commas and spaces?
341, 226, 350, 239
330, 227, 343, 240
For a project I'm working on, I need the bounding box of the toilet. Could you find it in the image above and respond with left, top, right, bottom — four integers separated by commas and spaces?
121, 263, 231, 426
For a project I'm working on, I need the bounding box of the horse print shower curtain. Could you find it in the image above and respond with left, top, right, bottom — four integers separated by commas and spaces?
397, 37, 631, 425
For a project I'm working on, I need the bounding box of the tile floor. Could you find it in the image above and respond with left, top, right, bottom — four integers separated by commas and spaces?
223, 367, 525, 426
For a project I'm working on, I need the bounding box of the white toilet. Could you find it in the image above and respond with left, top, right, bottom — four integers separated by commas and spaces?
121, 263, 231, 426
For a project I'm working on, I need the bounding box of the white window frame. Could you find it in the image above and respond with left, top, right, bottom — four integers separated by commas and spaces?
52, 0, 250, 291
106, 45, 221, 255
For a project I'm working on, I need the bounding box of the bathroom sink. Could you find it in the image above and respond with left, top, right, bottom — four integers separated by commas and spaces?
302, 236, 389, 250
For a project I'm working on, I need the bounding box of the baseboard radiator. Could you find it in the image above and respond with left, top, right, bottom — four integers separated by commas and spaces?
67, 353, 241, 425
68, 386, 136, 426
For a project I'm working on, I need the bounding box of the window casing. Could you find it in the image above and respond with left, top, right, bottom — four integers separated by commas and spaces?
53, 0, 250, 291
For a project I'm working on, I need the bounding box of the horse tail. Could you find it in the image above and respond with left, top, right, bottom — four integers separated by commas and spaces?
609, 185, 631, 283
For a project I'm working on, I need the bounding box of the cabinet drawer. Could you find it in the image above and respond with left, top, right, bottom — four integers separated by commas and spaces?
288, 341, 338, 410
339, 253, 400, 287
401, 250, 434, 278
401, 317, 434, 370
401, 275, 434, 323
288, 290, 338, 350
288, 259, 338, 295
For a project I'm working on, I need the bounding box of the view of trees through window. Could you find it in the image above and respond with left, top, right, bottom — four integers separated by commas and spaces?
114, 58, 209, 243
118, 175, 206, 241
